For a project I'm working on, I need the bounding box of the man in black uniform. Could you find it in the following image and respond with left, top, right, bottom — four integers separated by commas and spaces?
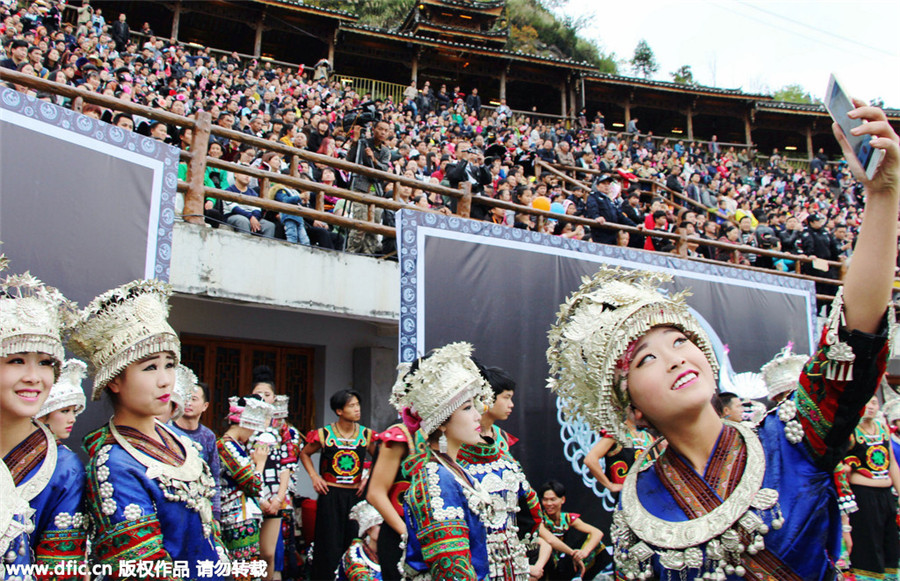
588, 173, 637, 245
800, 213, 841, 296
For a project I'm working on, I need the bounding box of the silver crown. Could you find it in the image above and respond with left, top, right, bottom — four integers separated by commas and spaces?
760, 344, 808, 400
68, 280, 180, 400
37, 359, 87, 418
172, 364, 198, 421
273, 395, 289, 419
547, 268, 718, 444
0, 272, 73, 374
228, 396, 274, 432
390, 342, 494, 436
349, 501, 383, 537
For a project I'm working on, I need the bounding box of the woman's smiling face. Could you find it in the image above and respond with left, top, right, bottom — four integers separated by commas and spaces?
625, 327, 716, 431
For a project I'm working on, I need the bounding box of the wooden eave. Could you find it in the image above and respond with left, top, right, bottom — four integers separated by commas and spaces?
253, 0, 358, 21
340, 24, 593, 71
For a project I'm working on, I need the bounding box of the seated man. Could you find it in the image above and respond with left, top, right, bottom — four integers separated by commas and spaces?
223, 171, 276, 237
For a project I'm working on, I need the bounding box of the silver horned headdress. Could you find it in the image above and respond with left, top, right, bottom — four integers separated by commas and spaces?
547, 268, 718, 444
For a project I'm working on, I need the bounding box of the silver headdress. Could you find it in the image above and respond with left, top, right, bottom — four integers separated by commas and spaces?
37, 359, 87, 418
882, 378, 900, 424
172, 364, 198, 421
760, 344, 807, 401
390, 342, 494, 436
0, 272, 72, 375
273, 395, 289, 420
349, 501, 383, 538
547, 268, 718, 444
68, 280, 180, 400
227, 396, 274, 432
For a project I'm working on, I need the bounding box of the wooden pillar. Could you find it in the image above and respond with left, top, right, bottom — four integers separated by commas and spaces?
328, 29, 336, 64
744, 113, 753, 146
624, 100, 631, 128
253, 18, 264, 58
805, 126, 814, 160
560, 81, 567, 119
171, 0, 182, 42
185, 111, 212, 225
686, 106, 694, 141
411, 53, 418, 85
569, 82, 576, 119
499, 68, 507, 101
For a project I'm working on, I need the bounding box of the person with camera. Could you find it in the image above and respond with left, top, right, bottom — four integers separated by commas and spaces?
346, 119, 392, 254
446, 144, 492, 220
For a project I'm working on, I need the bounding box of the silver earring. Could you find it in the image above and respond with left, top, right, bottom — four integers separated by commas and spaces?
439, 431, 448, 454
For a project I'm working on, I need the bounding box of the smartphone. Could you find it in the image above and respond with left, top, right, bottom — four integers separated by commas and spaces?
825, 74, 884, 179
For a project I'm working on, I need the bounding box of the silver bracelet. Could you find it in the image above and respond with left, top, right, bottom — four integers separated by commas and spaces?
842, 524, 852, 533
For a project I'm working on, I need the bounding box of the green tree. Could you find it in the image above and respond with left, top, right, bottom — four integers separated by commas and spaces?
773, 84, 815, 104
670, 65, 695, 85
631, 39, 658, 79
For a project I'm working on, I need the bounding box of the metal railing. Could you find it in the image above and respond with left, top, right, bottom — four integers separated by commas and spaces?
337, 76, 406, 106
0, 68, 866, 300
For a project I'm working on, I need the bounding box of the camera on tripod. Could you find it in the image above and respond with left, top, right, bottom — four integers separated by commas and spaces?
341, 101, 381, 132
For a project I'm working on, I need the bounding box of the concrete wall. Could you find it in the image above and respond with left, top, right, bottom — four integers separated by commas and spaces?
169, 221, 400, 322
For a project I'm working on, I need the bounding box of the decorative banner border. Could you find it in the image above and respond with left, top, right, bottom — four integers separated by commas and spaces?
0, 86, 179, 281
397, 208, 817, 364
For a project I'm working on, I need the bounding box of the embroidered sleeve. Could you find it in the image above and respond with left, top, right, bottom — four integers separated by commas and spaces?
341, 542, 379, 581
406, 461, 478, 581
833, 463, 858, 514
517, 478, 543, 541
793, 315, 889, 470
305, 428, 320, 445
377, 425, 410, 445
217, 440, 262, 498
86, 446, 178, 579
278, 425, 301, 472
33, 449, 88, 579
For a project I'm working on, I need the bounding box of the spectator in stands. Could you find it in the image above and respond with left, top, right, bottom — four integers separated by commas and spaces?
466, 87, 481, 116
110, 12, 129, 52
0, 38, 28, 69
346, 120, 391, 254
800, 212, 841, 294
446, 145, 492, 219
588, 173, 636, 245
626, 117, 638, 134
223, 168, 276, 238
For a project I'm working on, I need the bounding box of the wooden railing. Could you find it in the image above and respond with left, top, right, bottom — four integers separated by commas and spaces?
0, 68, 864, 300
337, 76, 406, 106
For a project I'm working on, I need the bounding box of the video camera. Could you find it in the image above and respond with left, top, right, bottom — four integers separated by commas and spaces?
341, 101, 381, 132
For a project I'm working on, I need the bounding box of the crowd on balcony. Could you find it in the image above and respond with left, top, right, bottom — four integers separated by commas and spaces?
0, 0, 864, 277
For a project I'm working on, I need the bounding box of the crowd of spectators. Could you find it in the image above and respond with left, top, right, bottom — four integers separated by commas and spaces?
1, 0, 866, 279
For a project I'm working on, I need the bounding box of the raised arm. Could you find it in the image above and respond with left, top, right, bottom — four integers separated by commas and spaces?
837, 103, 900, 334
584, 437, 620, 492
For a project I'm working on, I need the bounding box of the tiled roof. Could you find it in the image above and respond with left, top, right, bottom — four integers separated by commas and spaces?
584, 72, 771, 100
422, 0, 506, 9
341, 23, 593, 69
754, 100, 900, 119
258, 0, 358, 20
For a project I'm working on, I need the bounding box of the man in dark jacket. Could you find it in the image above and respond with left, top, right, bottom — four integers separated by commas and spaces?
111, 13, 130, 53
446, 146, 492, 219
587, 173, 636, 245
799, 213, 841, 295
465, 87, 482, 116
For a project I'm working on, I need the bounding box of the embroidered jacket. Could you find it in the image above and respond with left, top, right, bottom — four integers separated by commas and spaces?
456, 441, 542, 581
373, 424, 426, 519
335, 538, 382, 581
402, 451, 490, 580
250, 421, 301, 502
84, 422, 224, 581
217, 437, 263, 527
2, 424, 87, 580
616, 318, 889, 581
843, 419, 891, 479
306, 424, 374, 487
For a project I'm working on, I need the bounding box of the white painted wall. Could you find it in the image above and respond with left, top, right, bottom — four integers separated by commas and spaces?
169, 221, 400, 322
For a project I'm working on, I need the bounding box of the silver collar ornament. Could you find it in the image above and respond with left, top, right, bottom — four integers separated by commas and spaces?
612, 421, 784, 580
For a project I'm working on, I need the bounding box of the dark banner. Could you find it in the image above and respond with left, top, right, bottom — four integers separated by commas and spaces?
0, 87, 179, 453
397, 210, 816, 527
0, 87, 178, 306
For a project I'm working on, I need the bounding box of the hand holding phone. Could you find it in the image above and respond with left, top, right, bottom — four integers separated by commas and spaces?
825, 74, 884, 180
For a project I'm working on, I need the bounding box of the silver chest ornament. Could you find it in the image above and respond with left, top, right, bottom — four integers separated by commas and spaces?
612, 421, 785, 580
